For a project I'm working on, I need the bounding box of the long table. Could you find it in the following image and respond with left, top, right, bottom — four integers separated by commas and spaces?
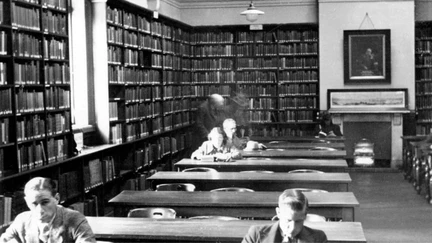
250, 136, 346, 143
242, 149, 347, 159
147, 172, 352, 192
87, 217, 367, 243
174, 158, 348, 172
263, 141, 346, 150
109, 190, 359, 221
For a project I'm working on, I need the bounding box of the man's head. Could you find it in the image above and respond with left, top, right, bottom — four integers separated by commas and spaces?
276, 189, 308, 238
24, 177, 60, 223
322, 113, 332, 125
223, 118, 237, 139
208, 127, 224, 148
209, 94, 225, 110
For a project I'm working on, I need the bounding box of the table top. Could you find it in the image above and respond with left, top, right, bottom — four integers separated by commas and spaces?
109, 190, 359, 208
241, 149, 347, 159
250, 136, 346, 143
175, 158, 348, 172
87, 217, 367, 243
263, 141, 346, 150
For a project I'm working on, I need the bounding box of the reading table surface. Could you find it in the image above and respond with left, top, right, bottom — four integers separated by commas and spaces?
241, 149, 347, 159
147, 172, 352, 192
263, 141, 346, 150
87, 217, 367, 243
109, 190, 359, 221
175, 158, 348, 172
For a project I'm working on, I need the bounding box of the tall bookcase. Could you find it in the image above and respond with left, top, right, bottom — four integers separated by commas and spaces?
415, 22, 432, 135
0, 0, 71, 177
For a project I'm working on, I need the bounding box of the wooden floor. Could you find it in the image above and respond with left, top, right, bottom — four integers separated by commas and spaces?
350, 171, 432, 243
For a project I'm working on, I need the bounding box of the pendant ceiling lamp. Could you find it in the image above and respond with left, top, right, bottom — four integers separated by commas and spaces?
240, 1, 264, 23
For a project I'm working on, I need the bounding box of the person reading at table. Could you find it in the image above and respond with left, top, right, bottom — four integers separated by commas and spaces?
191, 127, 242, 162
223, 118, 266, 151
241, 189, 327, 243
314, 112, 343, 138
0, 177, 96, 243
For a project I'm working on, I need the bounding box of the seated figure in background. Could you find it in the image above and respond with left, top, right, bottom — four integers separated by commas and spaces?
223, 118, 266, 151
241, 189, 327, 243
0, 177, 96, 243
191, 127, 242, 162
314, 112, 343, 138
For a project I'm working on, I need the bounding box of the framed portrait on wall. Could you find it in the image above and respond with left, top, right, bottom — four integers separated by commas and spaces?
343, 29, 391, 84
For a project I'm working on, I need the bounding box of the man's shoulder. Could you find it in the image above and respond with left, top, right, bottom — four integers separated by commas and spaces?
59, 206, 87, 226
302, 225, 327, 241
248, 222, 276, 234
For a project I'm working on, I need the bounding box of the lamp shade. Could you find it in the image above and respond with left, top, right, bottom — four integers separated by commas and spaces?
240, 2, 264, 22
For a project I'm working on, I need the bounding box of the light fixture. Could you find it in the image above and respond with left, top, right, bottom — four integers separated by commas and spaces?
240, 1, 264, 23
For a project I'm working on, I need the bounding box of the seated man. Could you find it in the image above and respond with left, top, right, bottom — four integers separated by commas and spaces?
241, 189, 327, 243
0, 177, 96, 243
314, 112, 343, 138
191, 127, 242, 162
223, 118, 266, 151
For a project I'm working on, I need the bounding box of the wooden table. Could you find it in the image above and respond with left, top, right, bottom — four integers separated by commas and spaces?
251, 136, 346, 143
109, 190, 359, 221
147, 172, 352, 192
242, 149, 347, 159
175, 158, 348, 172
87, 217, 367, 243
263, 141, 346, 150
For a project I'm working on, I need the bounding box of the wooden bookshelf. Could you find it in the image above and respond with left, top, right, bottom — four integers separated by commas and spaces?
415, 22, 432, 135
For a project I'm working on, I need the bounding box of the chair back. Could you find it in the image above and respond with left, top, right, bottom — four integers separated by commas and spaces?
272, 213, 326, 222
127, 207, 176, 219
288, 169, 324, 173
285, 188, 328, 193
182, 167, 218, 173
156, 183, 196, 191
309, 146, 338, 151
240, 170, 274, 173
188, 215, 239, 221
210, 187, 255, 192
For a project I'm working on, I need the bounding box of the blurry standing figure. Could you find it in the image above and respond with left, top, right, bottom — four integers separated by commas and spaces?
226, 92, 251, 138
314, 112, 343, 138
195, 94, 227, 148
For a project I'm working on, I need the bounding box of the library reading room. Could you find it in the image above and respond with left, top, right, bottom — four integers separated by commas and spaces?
1, 0, 432, 242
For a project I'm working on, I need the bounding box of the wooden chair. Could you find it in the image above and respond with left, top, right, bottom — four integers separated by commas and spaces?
309, 146, 338, 151
127, 208, 176, 219
285, 188, 328, 193
240, 170, 274, 173
272, 213, 326, 222
188, 215, 240, 221
182, 167, 218, 173
288, 169, 325, 173
210, 187, 255, 192
155, 183, 196, 191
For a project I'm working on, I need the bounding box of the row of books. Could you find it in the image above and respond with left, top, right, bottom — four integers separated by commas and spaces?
191, 32, 234, 44
46, 111, 70, 135
17, 141, 45, 172
83, 156, 117, 191
238, 31, 275, 44
45, 63, 70, 84
415, 55, 432, 67
42, 0, 67, 11
280, 70, 318, 82
163, 70, 191, 84
248, 98, 276, 109
248, 111, 274, 123
279, 83, 318, 96
236, 71, 276, 83
163, 86, 194, 98
13, 32, 42, 58
278, 110, 315, 122
58, 171, 80, 201
279, 97, 317, 109
279, 57, 318, 69
124, 102, 161, 121
163, 100, 191, 114
417, 110, 432, 122
0, 118, 10, 145
110, 123, 123, 144
108, 66, 161, 84
0, 89, 12, 114
12, 4, 41, 31
45, 87, 70, 109
8, 62, 69, 85
0, 62, 6, 85
125, 121, 149, 142
125, 87, 152, 102
44, 38, 67, 60
0, 31, 6, 55
416, 124, 432, 136
416, 96, 432, 109
16, 114, 45, 142
237, 57, 278, 70
15, 90, 44, 113
279, 43, 318, 55
191, 58, 234, 71
68, 196, 99, 216
415, 82, 432, 95
238, 84, 277, 96
191, 71, 235, 83
14, 61, 40, 84
277, 29, 318, 42
237, 44, 278, 57
251, 126, 314, 137
42, 11, 67, 35
191, 85, 231, 97
47, 136, 68, 163
191, 45, 234, 57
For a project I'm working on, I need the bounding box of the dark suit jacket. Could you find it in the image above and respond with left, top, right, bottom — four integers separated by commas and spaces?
242, 222, 327, 243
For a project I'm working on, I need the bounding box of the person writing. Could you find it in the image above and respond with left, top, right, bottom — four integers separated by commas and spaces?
314, 112, 343, 137
191, 127, 242, 161
241, 190, 327, 243
0, 177, 96, 243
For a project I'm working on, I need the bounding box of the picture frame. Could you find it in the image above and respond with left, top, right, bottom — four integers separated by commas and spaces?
327, 89, 408, 112
343, 29, 391, 84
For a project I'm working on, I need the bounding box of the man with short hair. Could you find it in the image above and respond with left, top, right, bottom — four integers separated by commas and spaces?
0, 177, 96, 243
241, 190, 327, 243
